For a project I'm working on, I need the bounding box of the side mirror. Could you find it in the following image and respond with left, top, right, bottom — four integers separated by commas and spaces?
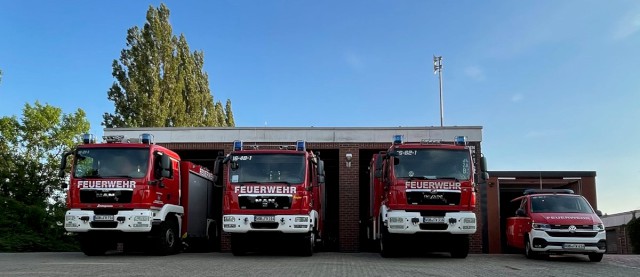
317, 160, 326, 184
160, 154, 172, 178
58, 150, 73, 178
480, 156, 488, 172
212, 158, 222, 183
61, 183, 68, 189
595, 210, 603, 217
516, 208, 526, 217
374, 169, 382, 178
481, 172, 489, 182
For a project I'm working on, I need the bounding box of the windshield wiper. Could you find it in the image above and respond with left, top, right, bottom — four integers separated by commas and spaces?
104, 175, 134, 179
405, 176, 434, 180
265, 181, 293, 186
435, 176, 460, 181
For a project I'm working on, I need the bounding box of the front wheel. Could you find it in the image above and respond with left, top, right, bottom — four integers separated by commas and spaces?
299, 232, 315, 257
450, 235, 469, 258
230, 234, 246, 256
524, 238, 537, 259
151, 217, 181, 256
379, 227, 396, 258
79, 233, 110, 256
588, 253, 604, 262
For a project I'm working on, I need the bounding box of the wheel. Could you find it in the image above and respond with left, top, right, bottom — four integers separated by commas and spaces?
231, 234, 246, 256
206, 222, 219, 252
524, 238, 537, 259
379, 226, 396, 258
450, 235, 469, 259
588, 253, 604, 262
151, 217, 181, 256
300, 232, 315, 257
79, 233, 109, 256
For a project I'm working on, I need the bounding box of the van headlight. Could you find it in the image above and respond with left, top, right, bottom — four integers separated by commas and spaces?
593, 223, 605, 231
532, 222, 551, 230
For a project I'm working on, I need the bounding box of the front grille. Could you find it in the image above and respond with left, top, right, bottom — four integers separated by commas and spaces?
419, 224, 448, 231
239, 196, 292, 209
80, 190, 133, 204
550, 225, 593, 230
90, 222, 118, 228
406, 191, 460, 206
546, 231, 598, 238
250, 222, 279, 229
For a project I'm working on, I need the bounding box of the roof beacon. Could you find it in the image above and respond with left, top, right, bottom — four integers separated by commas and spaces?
393, 135, 404, 145
233, 140, 243, 151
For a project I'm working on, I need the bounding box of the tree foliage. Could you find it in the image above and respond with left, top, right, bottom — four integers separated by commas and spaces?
103, 3, 235, 128
0, 102, 89, 251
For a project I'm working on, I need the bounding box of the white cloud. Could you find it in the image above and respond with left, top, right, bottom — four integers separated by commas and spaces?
612, 8, 640, 40
464, 66, 485, 81
511, 93, 524, 103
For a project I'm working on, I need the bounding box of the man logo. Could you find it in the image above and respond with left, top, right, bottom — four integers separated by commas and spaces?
568, 225, 577, 233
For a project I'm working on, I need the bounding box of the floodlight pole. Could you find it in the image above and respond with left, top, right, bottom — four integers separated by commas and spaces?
434, 55, 444, 127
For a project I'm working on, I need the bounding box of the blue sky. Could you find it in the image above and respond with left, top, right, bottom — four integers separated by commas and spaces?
1, 1, 639, 214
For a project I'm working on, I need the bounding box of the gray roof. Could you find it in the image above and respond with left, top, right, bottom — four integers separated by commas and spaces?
104, 126, 483, 143
602, 210, 640, 227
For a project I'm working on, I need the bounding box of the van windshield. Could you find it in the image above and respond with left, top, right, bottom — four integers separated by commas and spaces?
530, 195, 594, 213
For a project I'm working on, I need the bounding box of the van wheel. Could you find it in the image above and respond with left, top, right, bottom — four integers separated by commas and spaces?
588, 253, 604, 262
525, 238, 537, 259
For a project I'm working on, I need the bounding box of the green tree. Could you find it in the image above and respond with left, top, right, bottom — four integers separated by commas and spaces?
0, 102, 89, 251
225, 99, 235, 127
629, 213, 640, 254
103, 3, 234, 128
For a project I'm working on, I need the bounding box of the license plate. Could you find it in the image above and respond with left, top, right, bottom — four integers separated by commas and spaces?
423, 217, 445, 224
94, 215, 114, 221
563, 243, 585, 250
254, 215, 276, 222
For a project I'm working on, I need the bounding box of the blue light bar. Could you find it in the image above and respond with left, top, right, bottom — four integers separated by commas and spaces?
140, 133, 154, 144
296, 140, 306, 151
233, 140, 243, 151
454, 136, 467, 145
82, 134, 95, 144
393, 135, 404, 145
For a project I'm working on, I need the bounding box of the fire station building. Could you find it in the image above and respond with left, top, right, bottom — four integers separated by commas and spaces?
104, 126, 598, 254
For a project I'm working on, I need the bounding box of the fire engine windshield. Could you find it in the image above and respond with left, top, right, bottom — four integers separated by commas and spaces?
530, 195, 594, 213
73, 148, 149, 179
393, 149, 471, 181
229, 154, 305, 184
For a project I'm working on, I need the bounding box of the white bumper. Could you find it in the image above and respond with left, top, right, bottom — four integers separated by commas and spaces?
529, 229, 606, 254
222, 211, 317, 234
64, 209, 156, 232
382, 207, 477, 235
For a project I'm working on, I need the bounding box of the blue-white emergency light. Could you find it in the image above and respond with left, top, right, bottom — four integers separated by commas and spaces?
140, 133, 154, 144
233, 140, 243, 151
393, 135, 404, 145
82, 134, 96, 144
454, 136, 467, 145
296, 140, 306, 151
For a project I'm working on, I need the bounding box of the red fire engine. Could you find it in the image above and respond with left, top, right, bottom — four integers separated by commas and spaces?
59, 134, 219, 256
368, 135, 488, 258
218, 140, 326, 256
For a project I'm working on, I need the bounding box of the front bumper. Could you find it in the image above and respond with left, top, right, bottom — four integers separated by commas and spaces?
64, 209, 154, 232
384, 210, 477, 235
222, 213, 314, 233
528, 229, 606, 254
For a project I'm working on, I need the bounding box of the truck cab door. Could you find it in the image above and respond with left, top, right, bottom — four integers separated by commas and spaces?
507, 198, 530, 249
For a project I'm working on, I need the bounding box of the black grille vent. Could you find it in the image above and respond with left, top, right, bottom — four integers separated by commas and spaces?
80, 190, 133, 204
239, 196, 292, 210
406, 191, 461, 206
546, 231, 598, 238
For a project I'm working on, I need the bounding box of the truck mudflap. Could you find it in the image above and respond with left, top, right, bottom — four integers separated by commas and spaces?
527, 229, 607, 254
64, 205, 184, 233
381, 207, 476, 235
222, 210, 318, 234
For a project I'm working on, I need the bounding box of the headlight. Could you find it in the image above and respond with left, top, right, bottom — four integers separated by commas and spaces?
295, 217, 309, 222
133, 216, 150, 221
593, 223, 605, 231
532, 222, 551, 230
223, 216, 236, 222
389, 217, 404, 223
65, 215, 76, 221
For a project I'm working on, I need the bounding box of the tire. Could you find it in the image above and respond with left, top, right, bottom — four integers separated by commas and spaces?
379, 226, 396, 258
231, 234, 246, 256
588, 253, 604, 262
79, 233, 109, 256
151, 217, 181, 256
450, 235, 470, 259
524, 238, 537, 259
300, 232, 315, 257
206, 222, 219, 252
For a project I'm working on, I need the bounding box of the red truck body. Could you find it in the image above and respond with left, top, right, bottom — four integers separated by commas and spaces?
506, 189, 606, 262
369, 135, 487, 258
219, 140, 326, 256
61, 134, 218, 255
